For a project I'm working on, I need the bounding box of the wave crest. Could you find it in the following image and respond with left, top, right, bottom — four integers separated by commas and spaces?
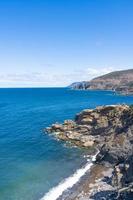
40, 153, 97, 200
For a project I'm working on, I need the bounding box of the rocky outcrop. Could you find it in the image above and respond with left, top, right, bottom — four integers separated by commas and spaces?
69, 69, 133, 95
111, 155, 133, 199
46, 105, 133, 150
45, 104, 133, 199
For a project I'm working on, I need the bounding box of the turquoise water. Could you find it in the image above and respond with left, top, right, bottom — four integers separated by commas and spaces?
0, 88, 133, 200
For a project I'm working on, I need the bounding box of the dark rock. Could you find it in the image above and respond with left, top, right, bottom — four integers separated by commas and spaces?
44, 104, 133, 199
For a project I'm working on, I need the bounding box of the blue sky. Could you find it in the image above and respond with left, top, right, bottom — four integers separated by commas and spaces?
0, 0, 133, 87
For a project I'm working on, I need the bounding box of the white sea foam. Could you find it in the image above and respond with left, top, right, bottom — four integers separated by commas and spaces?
40, 153, 98, 200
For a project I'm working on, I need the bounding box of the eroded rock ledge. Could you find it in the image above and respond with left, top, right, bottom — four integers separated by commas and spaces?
45, 105, 133, 199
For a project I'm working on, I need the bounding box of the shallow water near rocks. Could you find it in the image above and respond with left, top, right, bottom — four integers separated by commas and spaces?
0, 88, 133, 200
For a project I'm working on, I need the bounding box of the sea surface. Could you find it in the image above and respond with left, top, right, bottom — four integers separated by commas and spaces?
0, 88, 133, 200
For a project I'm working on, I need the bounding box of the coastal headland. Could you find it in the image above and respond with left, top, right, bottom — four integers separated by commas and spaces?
69, 69, 133, 95
45, 104, 133, 199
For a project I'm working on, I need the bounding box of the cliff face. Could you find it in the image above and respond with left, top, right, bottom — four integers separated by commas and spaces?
45, 104, 133, 199
70, 69, 133, 95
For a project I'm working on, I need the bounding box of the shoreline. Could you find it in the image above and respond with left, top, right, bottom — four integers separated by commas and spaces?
45, 104, 133, 199
40, 154, 98, 200
58, 164, 114, 200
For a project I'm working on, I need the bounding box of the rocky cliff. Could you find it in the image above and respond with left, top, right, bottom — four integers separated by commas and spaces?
69, 69, 133, 95
45, 104, 133, 199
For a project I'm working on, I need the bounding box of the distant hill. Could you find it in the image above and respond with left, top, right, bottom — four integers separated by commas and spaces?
69, 69, 133, 95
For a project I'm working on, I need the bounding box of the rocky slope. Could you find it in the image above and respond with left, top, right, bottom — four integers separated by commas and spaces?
45, 104, 133, 199
69, 69, 133, 95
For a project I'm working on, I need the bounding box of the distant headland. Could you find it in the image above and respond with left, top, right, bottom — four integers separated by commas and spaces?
69, 69, 133, 95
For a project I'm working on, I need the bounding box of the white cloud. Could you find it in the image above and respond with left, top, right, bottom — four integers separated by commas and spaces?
68, 67, 123, 83
86, 67, 119, 78
0, 67, 125, 87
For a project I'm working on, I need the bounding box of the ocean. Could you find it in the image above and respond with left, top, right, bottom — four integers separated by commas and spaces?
0, 88, 133, 200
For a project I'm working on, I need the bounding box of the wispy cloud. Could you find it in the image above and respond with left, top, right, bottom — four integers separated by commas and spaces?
86, 67, 121, 78
0, 67, 125, 87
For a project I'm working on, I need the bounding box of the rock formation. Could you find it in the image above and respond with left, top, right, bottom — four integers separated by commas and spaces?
45, 104, 133, 199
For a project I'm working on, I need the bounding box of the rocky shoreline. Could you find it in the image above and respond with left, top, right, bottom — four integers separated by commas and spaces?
45, 104, 133, 199
57, 164, 114, 200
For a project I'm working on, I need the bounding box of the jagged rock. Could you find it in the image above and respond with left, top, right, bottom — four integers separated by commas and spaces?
66, 131, 81, 140
45, 105, 133, 148
45, 104, 133, 199
111, 155, 133, 199
51, 123, 63, 131
80, 117, 94, 124
82, 140, 95, 147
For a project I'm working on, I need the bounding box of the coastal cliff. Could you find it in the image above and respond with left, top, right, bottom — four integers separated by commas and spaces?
45, 105, 133, 199
69, 69, 133, 95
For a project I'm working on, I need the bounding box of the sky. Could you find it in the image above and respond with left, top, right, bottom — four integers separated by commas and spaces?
0, 0, 133, 87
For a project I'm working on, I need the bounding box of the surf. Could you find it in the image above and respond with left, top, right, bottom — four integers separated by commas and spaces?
40, 153, 98, 200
